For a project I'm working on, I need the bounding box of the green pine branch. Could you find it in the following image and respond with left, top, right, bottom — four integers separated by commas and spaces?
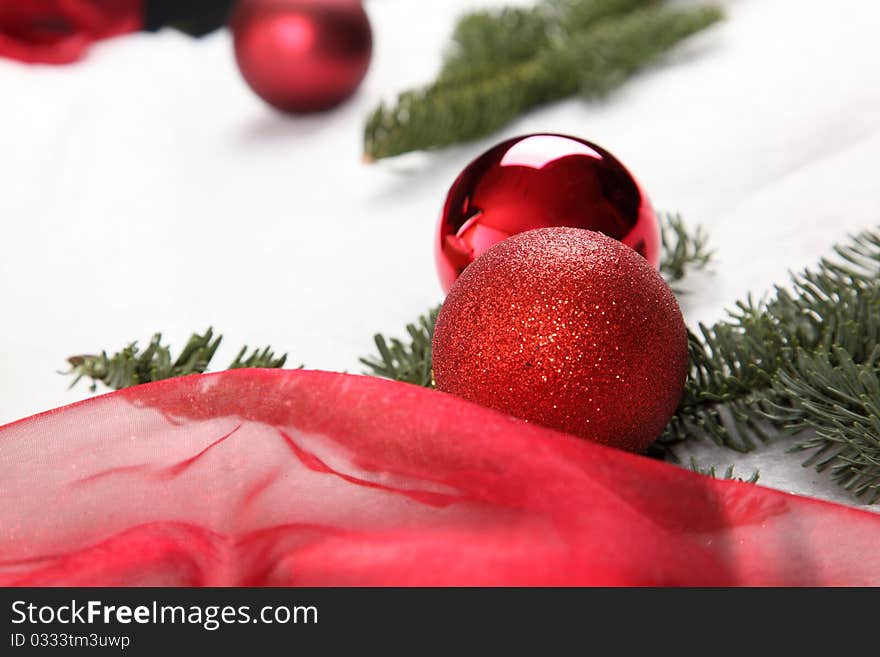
65, 329, 287, 392
656, 229, 880, 502
359, 307, 440, 388
364, 1, 723, 160
688, 458, 760, 484
437, 0, 655, 88
361, 213, 712, 385
768, 348, 880, 499
660, 213, 713, 282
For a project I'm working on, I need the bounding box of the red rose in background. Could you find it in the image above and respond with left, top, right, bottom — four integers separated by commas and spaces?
0, 0, 143, 64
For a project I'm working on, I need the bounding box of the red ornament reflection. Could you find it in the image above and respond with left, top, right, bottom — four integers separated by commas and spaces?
436, 134, 660, 292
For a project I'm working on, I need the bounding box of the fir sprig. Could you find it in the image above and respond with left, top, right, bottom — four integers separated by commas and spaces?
359, 307, 440, 387
660, 212, 713, 282
364, 1, 723, 160
66, 329, 287, 392
657, 229, 880, 501
688, 458, 760, 484
768, 348, 880, 498
229, 344, 289, 370
361, 214, 712, 384
436, 0, 653, 88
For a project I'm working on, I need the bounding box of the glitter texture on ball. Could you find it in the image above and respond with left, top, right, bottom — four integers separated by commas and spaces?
432, 227, 688, 452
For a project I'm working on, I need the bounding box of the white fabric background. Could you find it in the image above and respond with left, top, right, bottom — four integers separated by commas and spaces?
1, 0, 879, 507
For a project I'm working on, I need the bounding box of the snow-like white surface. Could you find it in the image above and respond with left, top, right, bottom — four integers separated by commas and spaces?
1, 0, 879, 506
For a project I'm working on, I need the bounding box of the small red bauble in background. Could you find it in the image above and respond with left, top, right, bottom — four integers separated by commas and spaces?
432, 227, 688, 452
231, 0, 372, 113
436, 134, 659, 292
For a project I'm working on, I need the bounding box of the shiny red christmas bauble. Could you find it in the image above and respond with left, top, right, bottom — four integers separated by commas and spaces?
436, 134, 659, 292
231, 0, 372, 113
432, 227, 688, 452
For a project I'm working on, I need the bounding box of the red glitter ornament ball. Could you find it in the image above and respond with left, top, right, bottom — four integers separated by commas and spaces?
231, 0, 372, 113
436, 133, 659, 292
432, 227, 688, 452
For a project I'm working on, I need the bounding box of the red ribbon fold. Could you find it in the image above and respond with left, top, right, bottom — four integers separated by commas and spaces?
1, 369, 878, 585
0, 0, 142, 64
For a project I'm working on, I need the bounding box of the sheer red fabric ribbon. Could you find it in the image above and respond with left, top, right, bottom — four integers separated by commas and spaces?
0, 0, 142, 64
1, 369, 878, 586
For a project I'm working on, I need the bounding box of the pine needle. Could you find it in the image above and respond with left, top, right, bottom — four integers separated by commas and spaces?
436, 0, 654, 88
658, 228, 880, 502
364, 2, 723, 159
359, 308, 439, 388
688, 458, 760, 484
66, 329, 288, 392
660, 213, 713, 282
